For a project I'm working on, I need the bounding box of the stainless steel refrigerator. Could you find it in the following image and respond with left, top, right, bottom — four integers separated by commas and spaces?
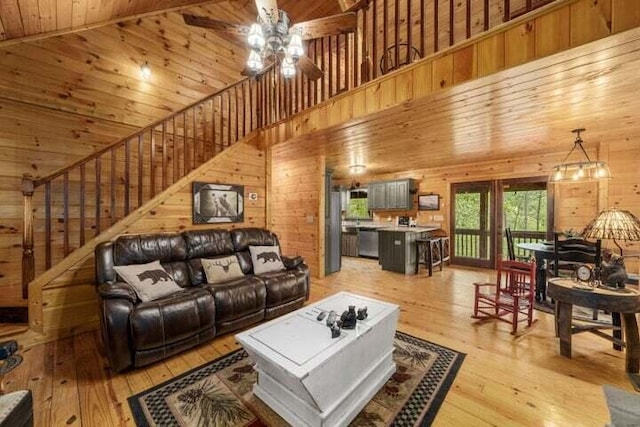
325, 172, 342, 275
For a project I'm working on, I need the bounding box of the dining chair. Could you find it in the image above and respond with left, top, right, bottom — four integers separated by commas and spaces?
472, 259, 537, 334
548, 233, 602, 279
505, 228, 529, 261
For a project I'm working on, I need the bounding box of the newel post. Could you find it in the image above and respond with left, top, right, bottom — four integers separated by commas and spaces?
21, 174, 35, 299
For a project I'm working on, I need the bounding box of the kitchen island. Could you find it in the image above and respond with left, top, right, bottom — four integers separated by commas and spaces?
378, 227, 438, 274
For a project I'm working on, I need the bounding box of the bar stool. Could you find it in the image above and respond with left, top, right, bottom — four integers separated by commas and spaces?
440, 236, 451, 266
415, 238, 443, 276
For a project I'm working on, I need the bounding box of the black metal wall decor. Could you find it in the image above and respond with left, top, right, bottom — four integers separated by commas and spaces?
193, 182, 244, 224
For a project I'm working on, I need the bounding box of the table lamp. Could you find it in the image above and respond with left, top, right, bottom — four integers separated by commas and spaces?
582, 208, 640, 256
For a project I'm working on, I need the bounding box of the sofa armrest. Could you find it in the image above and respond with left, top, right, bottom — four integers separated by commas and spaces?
282, 256, 304, 270
97, 282, 137, 304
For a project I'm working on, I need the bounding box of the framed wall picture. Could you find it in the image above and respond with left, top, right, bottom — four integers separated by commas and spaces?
418, 194, 440, 211
193, 182, 244, 224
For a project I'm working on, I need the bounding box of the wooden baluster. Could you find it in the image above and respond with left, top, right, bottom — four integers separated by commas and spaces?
218, 95, 224, 150
210, 98, 216, 153
361, 6, 368, 83
192, 107, 197, 165
243, 82, 247, 136
95, 157, 102, 236
150, 128, 155, 197
434, 0, 439, 52
504, 0, 510, 22
249, 80, 254, 131
333, 35, 338, 94
137, 135, 143, 208
466, 0, 471, 39
394, 0, 399, 69
420, 0, 425, 56
80, 163, 86, 245
526, 0, 532, 13
45, 181, 52, 268
110, 149, 116, 223
372, 0, 377, 78
484, 0, 489, 30
327, 36, 337, 98
407, 0, 412, 66
201, 104, 207, 160
235, 85, 239, 142
346, 33, 351, 90
21, 175, 35, 299
162, 123, 167, 189
383, 0, 388, 73
63, 172, 69, 255
450, 0, 454, 46
310, 41, 316, 106
183, 112, 188, 173
124, 140, 130, 214
227, 90, 231, 146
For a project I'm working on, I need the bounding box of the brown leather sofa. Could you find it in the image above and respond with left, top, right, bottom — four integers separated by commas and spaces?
95, 228, 309, 372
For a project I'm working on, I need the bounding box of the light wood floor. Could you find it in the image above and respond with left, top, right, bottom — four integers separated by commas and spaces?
4, 257, 635, 426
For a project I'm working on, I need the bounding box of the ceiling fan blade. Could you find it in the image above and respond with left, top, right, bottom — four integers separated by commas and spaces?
290, 12, 357, 40
255, 0, 279, 23
337, 0, 367, 12
182, 14, 249, 37
297, 55, 324, 80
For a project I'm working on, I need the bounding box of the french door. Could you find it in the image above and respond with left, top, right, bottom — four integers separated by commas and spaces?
451, 177, 553, 269
451, 182, 494, 268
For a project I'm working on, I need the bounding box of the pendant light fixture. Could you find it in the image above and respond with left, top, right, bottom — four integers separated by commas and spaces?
548, 128, 612, 183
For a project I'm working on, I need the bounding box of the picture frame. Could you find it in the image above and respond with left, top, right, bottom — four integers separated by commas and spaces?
418, 194, 440, 211
193, 182, 244, 224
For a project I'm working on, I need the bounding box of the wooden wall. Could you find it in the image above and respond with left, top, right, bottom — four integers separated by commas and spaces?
25, 139, 265, 343
268, 148, 326, 278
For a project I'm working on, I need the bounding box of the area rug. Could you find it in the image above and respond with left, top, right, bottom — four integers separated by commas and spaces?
128, 331, 465, 426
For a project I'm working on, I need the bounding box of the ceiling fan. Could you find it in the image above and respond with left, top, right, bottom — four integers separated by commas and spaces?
183, 0, 358, 80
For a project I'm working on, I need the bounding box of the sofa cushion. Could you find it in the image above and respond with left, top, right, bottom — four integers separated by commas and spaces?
130, 288, 216, 351
231, 228, 279, 252
250, 245, 286, 274
260, 269, 308, 308
160, 261, 191, 288
113, 234, 187, 265
206, 276, 266, 324
114, 260, 183, 302
182, 230, 234, 259
202, 255, 245, 284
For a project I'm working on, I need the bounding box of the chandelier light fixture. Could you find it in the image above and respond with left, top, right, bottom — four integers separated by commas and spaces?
246, 9, 304, 78
349, 164, 366, 175
548, 128, 612, 183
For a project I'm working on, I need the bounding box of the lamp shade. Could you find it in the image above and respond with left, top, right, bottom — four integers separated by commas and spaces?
582, 208, 640, 242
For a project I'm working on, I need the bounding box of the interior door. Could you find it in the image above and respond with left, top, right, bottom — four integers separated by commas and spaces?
451, 182, 495, 268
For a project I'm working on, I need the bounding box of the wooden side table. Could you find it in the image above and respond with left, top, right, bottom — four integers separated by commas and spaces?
547, 278, 640, 374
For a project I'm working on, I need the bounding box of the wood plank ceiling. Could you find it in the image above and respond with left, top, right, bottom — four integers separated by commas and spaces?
279, 26, 640, 179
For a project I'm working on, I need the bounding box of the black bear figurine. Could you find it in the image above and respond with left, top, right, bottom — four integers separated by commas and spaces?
357, 306, 368, 320
341, 305, 358, 329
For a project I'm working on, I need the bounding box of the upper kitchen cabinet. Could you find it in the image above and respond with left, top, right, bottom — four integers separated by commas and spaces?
368, 179, 415, 210
369, 183, 387, 210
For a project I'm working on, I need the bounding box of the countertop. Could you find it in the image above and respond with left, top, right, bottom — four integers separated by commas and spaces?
377, 226, 438, 233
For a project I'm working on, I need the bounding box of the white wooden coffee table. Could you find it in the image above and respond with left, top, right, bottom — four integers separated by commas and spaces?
235, 291, 399, 427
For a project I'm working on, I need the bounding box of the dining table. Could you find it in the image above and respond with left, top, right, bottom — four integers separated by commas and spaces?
547, 278, 640, 377
516, 241, 555, 300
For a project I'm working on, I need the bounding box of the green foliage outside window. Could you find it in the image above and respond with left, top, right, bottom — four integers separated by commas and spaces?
347, 198, 370, 219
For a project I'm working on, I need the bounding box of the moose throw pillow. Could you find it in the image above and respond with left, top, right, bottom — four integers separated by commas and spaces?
201, 255, 245, 284
249, 245, 286, 274
114, 260, 183, 302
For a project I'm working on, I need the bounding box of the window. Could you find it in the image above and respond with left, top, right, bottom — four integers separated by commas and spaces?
347, 190, 370, 219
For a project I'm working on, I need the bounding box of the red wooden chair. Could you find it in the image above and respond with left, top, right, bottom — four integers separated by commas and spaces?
472, 259, 537, 334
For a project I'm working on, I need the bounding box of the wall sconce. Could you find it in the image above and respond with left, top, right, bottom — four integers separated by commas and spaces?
140, 62, 151, 79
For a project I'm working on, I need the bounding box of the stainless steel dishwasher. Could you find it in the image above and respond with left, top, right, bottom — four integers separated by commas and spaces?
358, 228, 379, 258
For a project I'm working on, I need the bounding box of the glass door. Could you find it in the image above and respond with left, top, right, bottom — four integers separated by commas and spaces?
451, 182, 495, 268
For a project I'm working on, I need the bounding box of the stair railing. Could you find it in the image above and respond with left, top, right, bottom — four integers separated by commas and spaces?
21, 77, 260, 297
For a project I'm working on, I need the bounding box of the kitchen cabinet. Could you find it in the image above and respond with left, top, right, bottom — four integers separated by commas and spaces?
368, 182, 387, 210
368, 179, 414, 210
342, 232, 359, 257
378, 229, 433, 274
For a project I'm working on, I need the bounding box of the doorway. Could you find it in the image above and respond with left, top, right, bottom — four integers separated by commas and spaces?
451, 177, 552, 269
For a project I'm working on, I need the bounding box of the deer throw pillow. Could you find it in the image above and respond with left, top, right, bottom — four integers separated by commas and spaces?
113, 260, 183, 302
249, 245, 286, 274
201, 255, 245, 284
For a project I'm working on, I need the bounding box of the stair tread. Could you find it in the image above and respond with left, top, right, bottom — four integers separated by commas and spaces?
0, 324, 29, 338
